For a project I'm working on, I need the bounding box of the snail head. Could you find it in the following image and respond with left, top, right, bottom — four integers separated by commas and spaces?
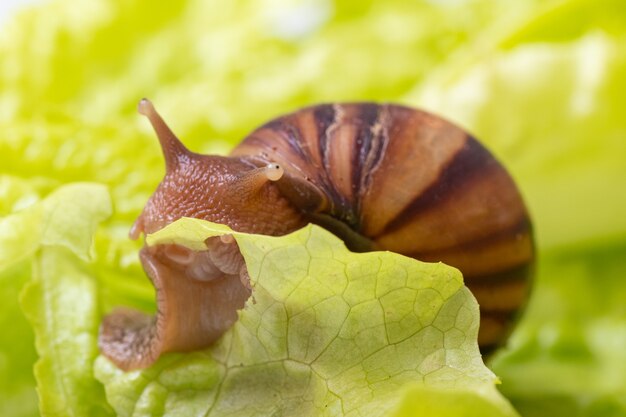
98, 99, 303, 370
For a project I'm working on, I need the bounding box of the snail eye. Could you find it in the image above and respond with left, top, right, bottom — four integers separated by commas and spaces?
265, 163, 284, 181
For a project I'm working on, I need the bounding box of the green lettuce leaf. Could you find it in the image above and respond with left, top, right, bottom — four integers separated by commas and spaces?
21, 246, 112, 417
0, 176, 43, 417
0, 261, 38, 417
0, 183, 113, 417
96, 218, 517, 417
0, 182, 111, 268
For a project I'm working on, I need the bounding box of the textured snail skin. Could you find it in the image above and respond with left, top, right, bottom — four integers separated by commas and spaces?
98, 100, 534, 370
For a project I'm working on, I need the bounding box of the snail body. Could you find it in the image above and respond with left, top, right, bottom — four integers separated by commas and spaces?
99, 100, 533, 370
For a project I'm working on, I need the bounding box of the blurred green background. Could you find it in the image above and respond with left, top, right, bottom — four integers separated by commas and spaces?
1, 0, 625, 416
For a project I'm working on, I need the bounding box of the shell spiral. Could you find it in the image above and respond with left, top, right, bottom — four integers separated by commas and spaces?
232, 103, 534, 349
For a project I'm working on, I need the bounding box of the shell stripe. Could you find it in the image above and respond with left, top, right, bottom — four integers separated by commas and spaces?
478, 312, 515, 347
355, 104, 387, 209
468, 275, 528, 311
358, 107, 468, 237
374, 135, 493, 237
327, 104, 383, 224
468, 262, 532, 285
314, 104, 336, 168
314, 105, 350, 217
408, 217, 533, 277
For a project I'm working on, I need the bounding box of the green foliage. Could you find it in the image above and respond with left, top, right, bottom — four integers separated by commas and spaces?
0, 184, 112, 416
96, 219, 516, 417
0, 0, 625, 416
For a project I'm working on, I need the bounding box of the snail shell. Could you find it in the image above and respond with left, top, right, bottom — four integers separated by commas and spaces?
99, 100, 533, 370
234, 103, 534, 349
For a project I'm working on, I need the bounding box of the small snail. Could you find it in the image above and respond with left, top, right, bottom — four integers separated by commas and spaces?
99, 99, 534, 370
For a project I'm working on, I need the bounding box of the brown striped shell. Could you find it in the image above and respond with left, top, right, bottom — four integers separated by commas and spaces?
99, 100, 533, 370
232, 103, 534, 349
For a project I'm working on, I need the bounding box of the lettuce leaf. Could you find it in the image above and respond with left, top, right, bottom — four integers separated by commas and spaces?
95, 218, 517, 417
0, 177, 44, 417
0, 261, 38, 417
0, 183, 113, 417
21, 247, 113, 417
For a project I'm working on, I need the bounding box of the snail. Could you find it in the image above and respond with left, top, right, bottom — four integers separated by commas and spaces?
99, 99, 534, 370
